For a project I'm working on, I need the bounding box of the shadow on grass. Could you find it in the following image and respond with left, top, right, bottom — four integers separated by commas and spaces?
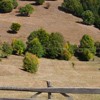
7, 30, 17, 34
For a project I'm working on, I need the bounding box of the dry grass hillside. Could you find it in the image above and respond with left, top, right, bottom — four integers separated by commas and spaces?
0, 0, 100, 100
0, 55, 100, 100
0, 0, 100, 44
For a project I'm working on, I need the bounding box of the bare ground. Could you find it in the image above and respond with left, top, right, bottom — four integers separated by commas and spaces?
0, 0, 100, 100
0, 0, 100, 44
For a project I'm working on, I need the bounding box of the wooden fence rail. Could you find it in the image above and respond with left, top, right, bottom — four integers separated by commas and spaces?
0, 81, 100, 100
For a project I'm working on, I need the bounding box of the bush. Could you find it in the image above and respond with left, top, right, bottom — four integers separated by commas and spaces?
95, 41, 100, 57
0, 50, 8, 58
2, 42, 13, 55
27, 28, 49, 55
64, 42, 77, 55
62, 0, 83, 17
27, 38, 44, 57
82, 10, 95, 25
80, 34, 96, 54
11, 0, 18, 9
10, 23, 21, 33
0, 0, 14, 13
36, 0, 45, 5
94, 16, 100, 29
23, 52, 39, 73
82, 48, 94, 61
61, 48, 72, 60
80, 0, 100, 15
46, 32, 64, 59
12, 39, 26, 55
19, 4, 34, 16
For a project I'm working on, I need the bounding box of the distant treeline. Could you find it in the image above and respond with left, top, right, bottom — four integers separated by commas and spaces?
62, 0, 100, 29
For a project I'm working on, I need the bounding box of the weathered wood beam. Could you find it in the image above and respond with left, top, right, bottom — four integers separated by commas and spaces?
60, 93, 73, 100
0, 98, 32, 100
0, 87, 100, 94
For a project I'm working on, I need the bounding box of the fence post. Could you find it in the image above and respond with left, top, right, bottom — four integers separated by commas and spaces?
46, 81, 52, 100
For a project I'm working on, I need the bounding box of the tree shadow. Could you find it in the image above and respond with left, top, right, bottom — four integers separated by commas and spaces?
58, 6, 67, 13
30, 2, 41, 6
7, 30, 17, 34
16, 13, 30, 17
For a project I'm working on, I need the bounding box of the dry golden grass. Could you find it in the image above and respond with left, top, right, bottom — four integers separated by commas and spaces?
0, 0, 100, 44
0, 0, 100, 99
0, 55, 99, 100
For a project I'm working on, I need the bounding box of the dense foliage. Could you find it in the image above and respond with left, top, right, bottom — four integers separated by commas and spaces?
19, 4, 34, 16
27, 28, 49, 56
82, 10, 95, 25
62, 0, 83, 17
10, 23, 21, 33
0, 0, 14, 13
27, 38, 44, 57
12, 39, 26, 55
95, 41, 100, 57
62, 0, 100, 28
0, 0, 18, 13
23, 52, 39, 73
11, 0, 18, 9
36, 0, 45, 5
2, 42, 13, 55
46, 32, 64, 59
80, 34, 96, 54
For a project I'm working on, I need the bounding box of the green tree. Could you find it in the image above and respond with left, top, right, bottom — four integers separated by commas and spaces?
10, 23, 21, 33
19, 4, 34, 16
82, 48, 94, 61
2, 42, 13, 55
82, 10, 95, 25
94, 16, 100, 29
27, 38, 44, 57
27, 28, 49, 56
23, 52, 39, 73
12, 39, 26, 55
0, 0, 14, 13
95, 41, 100, 57
80, 34, 96, 54
62, 0, 83, 16
47, 32, 64, 59
61, 48, 72, 60
36, 0, 45, 5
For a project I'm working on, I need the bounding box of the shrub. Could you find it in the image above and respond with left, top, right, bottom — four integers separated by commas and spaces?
62, 0, 83, 17
82, 48, 94, 61
12, 39, 26, 55
23, 52, 39, 73
94, 16, 100, 29
61, 48, 72, 60
82, 10, 95, 25
27, 28, 49, 55
80, 0, 100, 15
64, 42, 77, 55
11, 0, 18, 9
2, 42, 13, 55
10, 23, 21, 33
0, 0, 14, 13
46, 32, 64, 59
27, 38, 44, 57
19, 4, 34, 16
36, 0, 45, 5
80, 34, 96, 54
0, 50, 8, 58
95, 41, 100, 57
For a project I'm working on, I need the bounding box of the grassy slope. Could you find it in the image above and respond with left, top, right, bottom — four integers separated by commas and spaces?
0, 0, 100, 99
0, 55, 99, 100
